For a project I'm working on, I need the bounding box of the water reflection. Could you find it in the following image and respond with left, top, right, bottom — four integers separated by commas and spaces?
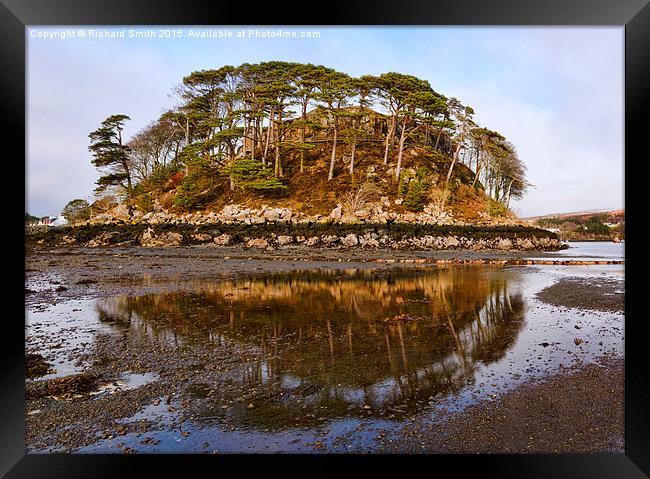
95, 267, 526, 429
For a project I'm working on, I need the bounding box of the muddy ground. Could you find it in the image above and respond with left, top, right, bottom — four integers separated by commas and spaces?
382, 356, 624, 453
536, 277, 625, 313
25, 245, 625, 453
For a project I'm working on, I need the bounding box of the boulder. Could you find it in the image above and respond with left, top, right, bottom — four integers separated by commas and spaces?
444, 236, 460, 249
304, 236, 320, 246
497, 238, 513, 250
359, 236, 379, 247
213, 234, 232, 246
247, 238, 269, 248
354, 210, 370, 221
60, 235, 76, 245
85, 231, 122, 247
276, 235, 294, 246
330, 205, 343, 220
517, 238, 535, 249
263, 209, 281, 222
341, 234, 359, 247
222, 205, 240, 217
140, 228, 183, 247
320, 235, 339, 244
192, 233, 212, 242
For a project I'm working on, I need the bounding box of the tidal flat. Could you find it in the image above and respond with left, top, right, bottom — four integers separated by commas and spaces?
25, 243, 624, 453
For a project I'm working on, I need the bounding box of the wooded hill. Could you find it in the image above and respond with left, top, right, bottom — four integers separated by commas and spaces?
87, 62, 529, 222
528, 209, 624, 241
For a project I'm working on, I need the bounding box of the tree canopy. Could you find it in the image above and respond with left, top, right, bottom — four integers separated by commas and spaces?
89, 62, 529, 214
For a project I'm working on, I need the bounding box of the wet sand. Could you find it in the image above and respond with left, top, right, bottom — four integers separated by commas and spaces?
383, 356, 623, 453
536, 277, 624, 313
25, 245, 625, 453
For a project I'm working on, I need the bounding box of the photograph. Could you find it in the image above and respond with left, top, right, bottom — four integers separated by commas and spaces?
24, 25, 626, 455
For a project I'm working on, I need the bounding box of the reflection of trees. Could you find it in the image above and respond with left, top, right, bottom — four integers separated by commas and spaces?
95, 267, 526, 429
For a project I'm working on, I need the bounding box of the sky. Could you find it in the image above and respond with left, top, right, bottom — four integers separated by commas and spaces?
26, 26, 624, 218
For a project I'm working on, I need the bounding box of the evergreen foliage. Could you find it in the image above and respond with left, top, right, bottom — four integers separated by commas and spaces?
88, 62, 530, 214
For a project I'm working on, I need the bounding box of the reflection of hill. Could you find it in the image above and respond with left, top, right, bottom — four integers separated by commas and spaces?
95, 267, 526, 429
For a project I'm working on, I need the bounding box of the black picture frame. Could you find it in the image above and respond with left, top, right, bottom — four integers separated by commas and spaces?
5, 0, 649, 477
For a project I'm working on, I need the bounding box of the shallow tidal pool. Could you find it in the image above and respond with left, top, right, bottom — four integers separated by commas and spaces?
26, 264, 624, 453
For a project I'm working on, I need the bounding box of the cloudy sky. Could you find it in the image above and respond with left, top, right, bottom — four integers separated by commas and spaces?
27, 26, 623, 217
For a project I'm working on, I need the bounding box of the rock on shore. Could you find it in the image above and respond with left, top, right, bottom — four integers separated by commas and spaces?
28, 222, 562, 251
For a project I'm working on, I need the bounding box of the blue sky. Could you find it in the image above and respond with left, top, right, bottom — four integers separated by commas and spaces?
27, 26, 623, 217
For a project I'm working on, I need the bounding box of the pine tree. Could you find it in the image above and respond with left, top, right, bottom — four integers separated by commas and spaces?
89, 114, 133, 197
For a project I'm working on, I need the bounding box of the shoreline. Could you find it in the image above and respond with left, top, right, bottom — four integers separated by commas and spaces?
26, 222, 562, 251
25, 245, 624, 453
382, 356, 623, 453
25, 245, 623, 305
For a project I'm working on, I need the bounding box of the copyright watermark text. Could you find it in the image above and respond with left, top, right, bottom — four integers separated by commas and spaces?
29, 28, 322, 40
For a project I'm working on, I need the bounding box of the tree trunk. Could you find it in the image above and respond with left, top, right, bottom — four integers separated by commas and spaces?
389, 113, 397, 150
274, 109, 283, 178
446, 134, 464, 183
349, 137, 357, 175
383, 113, 397, 165
434, 127, 442, 151
251, 116, 257, 161
472, 161, 482, 188
505, 178, 514, 207
300, 102, 307, 173
395, 115, 408, 179
328, 117, 338, 181
263, 108, 273, 165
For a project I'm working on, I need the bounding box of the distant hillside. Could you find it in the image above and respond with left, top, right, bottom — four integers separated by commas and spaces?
525, 209, 624, 221
526, 209, 624, 240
